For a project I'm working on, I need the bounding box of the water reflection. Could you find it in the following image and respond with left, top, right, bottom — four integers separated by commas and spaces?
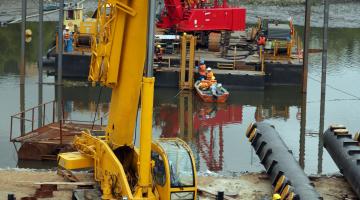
153, 87, 302, 174
10, 82, 307, 174
0, 22, 56, 75
61, 86, 110, 121
15, 85, 302, 173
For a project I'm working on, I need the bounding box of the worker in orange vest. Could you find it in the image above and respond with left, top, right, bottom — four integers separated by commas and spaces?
257, 33, 266, 46
198, 58, 207, 80
206, 67, 215, 81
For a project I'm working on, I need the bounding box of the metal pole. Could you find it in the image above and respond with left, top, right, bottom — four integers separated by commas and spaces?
302, 0, 312, 93
299, 93, 307, 169
38, 0, 43, 127
299, 0, 312, 170
57, 0, 64, 121
318, 0, 329, 174
20, 0, 27, 135
20, 0, 26, 79
146, 0, 156, 77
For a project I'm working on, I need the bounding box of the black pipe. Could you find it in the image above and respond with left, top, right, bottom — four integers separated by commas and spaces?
216, 191, 224, 200
245, 122, 322, 200
7, 194, 15, 200
324, 125, 360, 198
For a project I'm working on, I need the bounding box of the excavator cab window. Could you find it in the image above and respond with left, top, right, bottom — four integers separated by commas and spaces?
152, 139, 197, 200
161, 141, 194, 187
66, 10, 75, 20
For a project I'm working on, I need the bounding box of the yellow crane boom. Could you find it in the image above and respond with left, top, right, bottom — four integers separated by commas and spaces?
88, 0, 146, 147
58, 0, 197, 199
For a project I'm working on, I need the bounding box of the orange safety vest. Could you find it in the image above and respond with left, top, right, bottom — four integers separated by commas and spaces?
199, 64, 206, 76
206, 71, 215, 80
257, 36, 266, 45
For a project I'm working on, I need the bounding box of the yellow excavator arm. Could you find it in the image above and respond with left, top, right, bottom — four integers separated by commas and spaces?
58, 0, 197, 199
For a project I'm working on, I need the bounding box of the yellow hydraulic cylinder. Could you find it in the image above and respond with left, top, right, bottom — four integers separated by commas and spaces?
134, 77, 156, 199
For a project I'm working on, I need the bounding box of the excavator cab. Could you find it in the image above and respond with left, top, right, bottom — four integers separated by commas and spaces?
151, 138, 197, 200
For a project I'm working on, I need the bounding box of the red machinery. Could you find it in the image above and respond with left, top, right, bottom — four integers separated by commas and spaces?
157, 0, 246, 51
157, 0, 246, 31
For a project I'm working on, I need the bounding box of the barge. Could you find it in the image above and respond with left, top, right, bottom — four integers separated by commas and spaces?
45, 7, 303, 89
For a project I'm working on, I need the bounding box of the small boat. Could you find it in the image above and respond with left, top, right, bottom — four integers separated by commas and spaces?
194, 81, 229, 103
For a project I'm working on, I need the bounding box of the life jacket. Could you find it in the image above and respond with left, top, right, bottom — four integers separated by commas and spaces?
199, 80, 210, 90
206, 71, 215, 81
199, 64, 206, 76
257, 36, 266, 45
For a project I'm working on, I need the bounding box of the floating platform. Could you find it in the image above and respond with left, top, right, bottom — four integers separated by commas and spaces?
46, 30, 303, 89
12, 122, 103, 160
48, 54, 301, 89
10, 100, 104, 161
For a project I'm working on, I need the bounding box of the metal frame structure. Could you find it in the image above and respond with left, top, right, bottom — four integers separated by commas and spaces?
10, 100, 105, 144
179, 34, 196, 90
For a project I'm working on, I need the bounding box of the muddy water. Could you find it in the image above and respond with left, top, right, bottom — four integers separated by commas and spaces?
1, 22, 360, 176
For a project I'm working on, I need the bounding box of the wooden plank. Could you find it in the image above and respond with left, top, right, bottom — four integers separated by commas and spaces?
17, 181, 96, 186
57, 169, 80, 182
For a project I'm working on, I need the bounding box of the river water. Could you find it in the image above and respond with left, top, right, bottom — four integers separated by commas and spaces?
1, 21, 360, 176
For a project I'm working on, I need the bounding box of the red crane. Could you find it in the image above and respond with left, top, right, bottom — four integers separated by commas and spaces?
156, 0, 246, 50
157, 0, 246, 31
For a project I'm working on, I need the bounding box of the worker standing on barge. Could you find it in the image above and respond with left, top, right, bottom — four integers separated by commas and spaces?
257, 33, 266, 47
63, 26, 72, 52
155, 44, 163, 62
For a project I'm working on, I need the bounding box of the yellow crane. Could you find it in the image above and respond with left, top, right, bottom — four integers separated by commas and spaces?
58, 0, 197, 199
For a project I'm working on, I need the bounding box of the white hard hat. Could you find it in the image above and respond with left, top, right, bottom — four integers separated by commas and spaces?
207, 67, 211, 71
217, 83, 222, 88
65, 26, 69, 30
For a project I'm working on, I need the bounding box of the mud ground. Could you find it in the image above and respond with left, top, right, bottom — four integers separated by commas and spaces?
198, 173, 358, 200
0, 169, 357, 200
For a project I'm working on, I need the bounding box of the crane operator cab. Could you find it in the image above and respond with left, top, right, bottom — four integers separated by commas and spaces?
152, 138, 197, 200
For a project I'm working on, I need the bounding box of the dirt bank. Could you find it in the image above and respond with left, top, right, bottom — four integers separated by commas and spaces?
0, 169, 357, 199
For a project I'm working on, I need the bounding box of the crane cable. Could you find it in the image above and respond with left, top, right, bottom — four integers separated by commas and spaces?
91, 86, 103, 130
308, 75, 360, 101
